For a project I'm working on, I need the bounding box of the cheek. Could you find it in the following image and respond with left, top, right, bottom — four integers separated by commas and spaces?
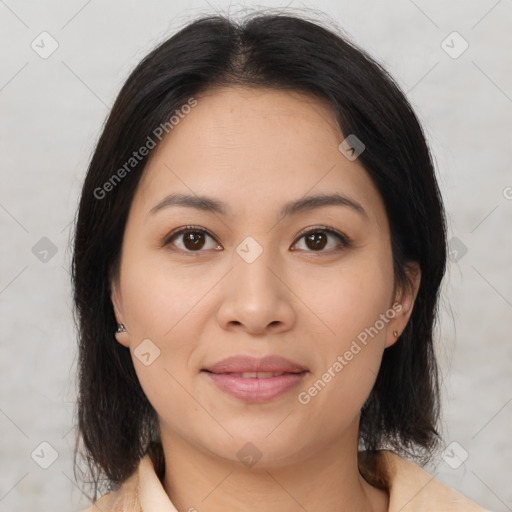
296, 252, 394, 412
119, 246, 215, 337
307, 249, 394, 346
117, 249, 216, 410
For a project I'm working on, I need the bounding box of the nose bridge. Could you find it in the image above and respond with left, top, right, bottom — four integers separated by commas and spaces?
218, 232, 292, 330
232, 234, 279, 296
215, 224, 298, 333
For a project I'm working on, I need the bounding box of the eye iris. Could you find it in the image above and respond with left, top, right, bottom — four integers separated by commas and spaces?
305, 232, 327, 250
183, 231, 205, 250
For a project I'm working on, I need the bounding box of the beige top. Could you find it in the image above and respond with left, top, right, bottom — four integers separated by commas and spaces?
82, 450, 491, 511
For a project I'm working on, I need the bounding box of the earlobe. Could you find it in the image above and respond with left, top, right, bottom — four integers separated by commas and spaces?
114, 330, 130, 348
111, 280, 130, 347
385, 262, 421, 348
114, 323, 130, 347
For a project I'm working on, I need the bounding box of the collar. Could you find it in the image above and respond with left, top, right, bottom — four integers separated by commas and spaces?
87, 450, 489, 511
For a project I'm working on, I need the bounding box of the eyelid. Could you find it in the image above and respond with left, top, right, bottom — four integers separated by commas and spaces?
162, 224, 351, 253
294, 225, 351, 247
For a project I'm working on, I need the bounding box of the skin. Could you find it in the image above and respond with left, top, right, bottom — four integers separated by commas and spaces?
111, 86, 421, 512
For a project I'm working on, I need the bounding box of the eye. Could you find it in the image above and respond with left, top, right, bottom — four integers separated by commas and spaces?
163, 225, 221, 253
292, 226, 351, 253
163, 225, 350, 254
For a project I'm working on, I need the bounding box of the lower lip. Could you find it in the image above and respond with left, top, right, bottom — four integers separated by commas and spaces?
203, 371, 308, 403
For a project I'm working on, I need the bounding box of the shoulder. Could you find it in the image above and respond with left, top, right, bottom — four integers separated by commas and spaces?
362, 450, 492, 512
364, 450, 489, 512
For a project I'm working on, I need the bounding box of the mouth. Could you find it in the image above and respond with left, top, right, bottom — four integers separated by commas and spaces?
201, 369, 308, 402
201, 354, 309, 402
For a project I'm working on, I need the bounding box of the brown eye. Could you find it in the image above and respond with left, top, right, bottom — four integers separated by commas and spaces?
164, 225, 350, 255
165, 226, 221, 253
292, 227, 350, 253
304, 232, 328, 250
182, 231, 206, 250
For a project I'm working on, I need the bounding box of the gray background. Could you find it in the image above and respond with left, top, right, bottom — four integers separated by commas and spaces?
0, 1, 511, 511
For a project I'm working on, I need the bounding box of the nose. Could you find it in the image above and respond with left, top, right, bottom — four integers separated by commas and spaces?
216, 241, 296, 335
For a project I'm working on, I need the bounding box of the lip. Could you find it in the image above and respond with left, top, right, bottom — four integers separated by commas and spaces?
203, 371, 308, 403
202, 354, 308, 374
201, 354, 309, 403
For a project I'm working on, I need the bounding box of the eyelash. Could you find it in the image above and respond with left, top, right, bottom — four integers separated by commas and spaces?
162, 225, 351, 255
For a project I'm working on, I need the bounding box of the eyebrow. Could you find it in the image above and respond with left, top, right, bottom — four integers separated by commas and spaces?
148, 192, 368, 220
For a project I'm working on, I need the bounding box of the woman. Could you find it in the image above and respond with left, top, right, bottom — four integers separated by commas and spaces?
72, 11, 490, 512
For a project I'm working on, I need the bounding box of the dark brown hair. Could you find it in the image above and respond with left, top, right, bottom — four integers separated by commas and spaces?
71, 10, 447, 501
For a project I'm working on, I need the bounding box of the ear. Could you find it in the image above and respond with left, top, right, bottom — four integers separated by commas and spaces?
384, 261, 421, 348
111, 278, 129, 348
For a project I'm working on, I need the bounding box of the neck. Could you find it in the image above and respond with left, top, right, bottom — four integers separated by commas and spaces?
160, 424, 388, 512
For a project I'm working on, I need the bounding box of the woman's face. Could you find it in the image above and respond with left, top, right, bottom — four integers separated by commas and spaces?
112, 86, 420, 467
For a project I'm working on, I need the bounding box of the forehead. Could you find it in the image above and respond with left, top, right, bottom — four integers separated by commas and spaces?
132, 86, 387, 228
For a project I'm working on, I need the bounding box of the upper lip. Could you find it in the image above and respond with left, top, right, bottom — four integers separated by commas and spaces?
202, 355, 308, 374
